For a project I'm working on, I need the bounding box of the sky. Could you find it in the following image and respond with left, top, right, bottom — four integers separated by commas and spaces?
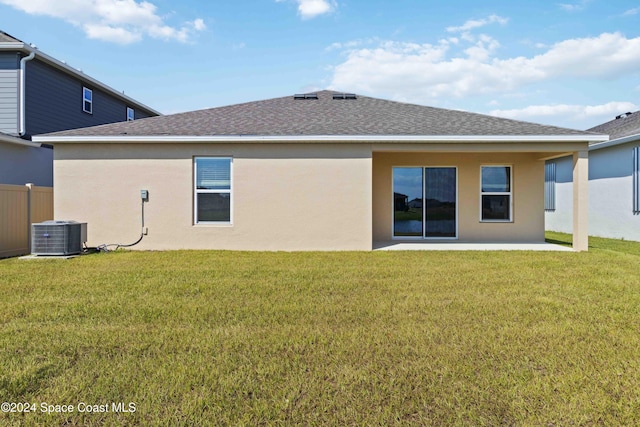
1, 0, 639, 130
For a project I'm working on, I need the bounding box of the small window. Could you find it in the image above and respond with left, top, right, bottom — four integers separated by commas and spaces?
127, 107, 134, 121
194, 157, 232, 224
633, 146, 640, 214
481, 166, 512, 221
545, 162, 556, 211
83, 87, 93, 114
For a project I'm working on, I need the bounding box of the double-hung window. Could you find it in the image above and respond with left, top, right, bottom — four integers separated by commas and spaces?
480, 166, 512, 221
634, 146, 640, 214
82, 87, 93, 114
127, 107, 135, 121
194, 157, 232, 224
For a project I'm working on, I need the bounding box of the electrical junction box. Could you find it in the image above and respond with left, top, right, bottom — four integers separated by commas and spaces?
141, 190, 148, 200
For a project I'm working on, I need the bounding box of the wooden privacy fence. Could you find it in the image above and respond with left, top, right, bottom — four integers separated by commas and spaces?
0, 184, 53, 258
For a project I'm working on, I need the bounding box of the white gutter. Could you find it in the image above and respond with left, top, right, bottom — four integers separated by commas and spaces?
33, 134, 610, 144
589, 132, 640, 151
19, 50, 36, 136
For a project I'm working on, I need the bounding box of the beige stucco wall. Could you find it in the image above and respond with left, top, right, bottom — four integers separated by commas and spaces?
54, 143, 373, 251
372, 151, 546, 243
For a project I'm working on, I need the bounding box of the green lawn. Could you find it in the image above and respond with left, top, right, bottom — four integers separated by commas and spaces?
1, 233, 640, 426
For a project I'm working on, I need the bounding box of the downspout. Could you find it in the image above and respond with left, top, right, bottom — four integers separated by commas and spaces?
19, 49, 36, 136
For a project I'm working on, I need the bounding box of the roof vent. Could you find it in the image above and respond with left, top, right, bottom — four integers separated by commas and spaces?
615, 112, 633, 119
294, 93, 318, 100
332, 93, 357, 100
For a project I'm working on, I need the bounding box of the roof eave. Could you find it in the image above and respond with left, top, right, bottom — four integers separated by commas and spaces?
589, 132, 640, 151
34, 134, 609, 144
0, 43, 161, 116
1, 132, 41, 147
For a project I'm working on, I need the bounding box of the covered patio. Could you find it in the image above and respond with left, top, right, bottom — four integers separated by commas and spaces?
372, 145, 591, 251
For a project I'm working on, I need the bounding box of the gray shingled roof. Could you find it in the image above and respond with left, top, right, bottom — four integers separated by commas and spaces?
46, 90, 597, 138
588, 111, 640, 140
0, 31, 22, 43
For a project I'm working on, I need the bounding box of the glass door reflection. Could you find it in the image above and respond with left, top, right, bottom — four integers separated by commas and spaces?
393, 167, 457, 239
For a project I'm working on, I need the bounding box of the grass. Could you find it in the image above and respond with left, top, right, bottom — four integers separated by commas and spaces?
1, 232, 640, 425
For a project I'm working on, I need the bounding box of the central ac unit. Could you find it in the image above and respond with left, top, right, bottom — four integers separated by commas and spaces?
31, 221, 88, 256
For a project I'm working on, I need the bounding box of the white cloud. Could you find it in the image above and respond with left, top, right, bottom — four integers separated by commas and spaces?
193, 18, 206, 31
558, 0, 590, 12
276, 0, 335, 19
0, 0, 205, 44
325, 39, 369, 52
623, 7, 640, 16
489, 102, 639, 124
329, 32, 640, 103
84, 24, 142, 44
446, 14, 508, 33
298, 0, 333, 18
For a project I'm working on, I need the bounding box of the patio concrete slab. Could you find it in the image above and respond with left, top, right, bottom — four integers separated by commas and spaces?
374, 242, 574, 251
19, 254, 80, 260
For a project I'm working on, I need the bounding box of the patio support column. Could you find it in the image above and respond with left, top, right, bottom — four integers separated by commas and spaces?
572, 150, 589, 251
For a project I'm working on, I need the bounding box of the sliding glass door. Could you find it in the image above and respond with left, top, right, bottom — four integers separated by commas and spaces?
393, 167, 457, 239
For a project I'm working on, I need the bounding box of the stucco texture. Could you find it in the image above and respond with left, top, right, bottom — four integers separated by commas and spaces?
54, 141, 586, 250
54, 143, 373, 251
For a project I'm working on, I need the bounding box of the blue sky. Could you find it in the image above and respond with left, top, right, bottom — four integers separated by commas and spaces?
1, 0, 639, 129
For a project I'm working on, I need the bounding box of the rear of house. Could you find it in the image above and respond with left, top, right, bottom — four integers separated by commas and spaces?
37, 91, 605, 251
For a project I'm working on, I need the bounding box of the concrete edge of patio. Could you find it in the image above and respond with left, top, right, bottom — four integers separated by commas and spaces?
373, 242, 574, 251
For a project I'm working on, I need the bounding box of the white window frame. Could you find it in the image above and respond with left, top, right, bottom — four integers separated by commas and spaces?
127, 107, 134, 121
544, 162, 556, 211
480, 165, 513, 222
633, 146, 640, 214
193, 157, 233, 225
82, 87, 93, 114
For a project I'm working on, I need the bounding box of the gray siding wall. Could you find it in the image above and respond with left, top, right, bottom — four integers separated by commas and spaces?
24, 58, 155, 136
0, 141, 53, 186
0, 70, 18, 135
0, 53, 19, 135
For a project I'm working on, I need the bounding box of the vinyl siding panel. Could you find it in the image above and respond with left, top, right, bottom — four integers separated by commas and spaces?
24, 58, 156, 136
0, 69, 18, 134
132, 108, 153, 120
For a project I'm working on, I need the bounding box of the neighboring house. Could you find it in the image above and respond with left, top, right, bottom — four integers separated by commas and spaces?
394, 192, 409, 211
35, 91, 605, 251
0, 30, 160, 186
545, 111, 640, 242
408, 198, 423, 209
